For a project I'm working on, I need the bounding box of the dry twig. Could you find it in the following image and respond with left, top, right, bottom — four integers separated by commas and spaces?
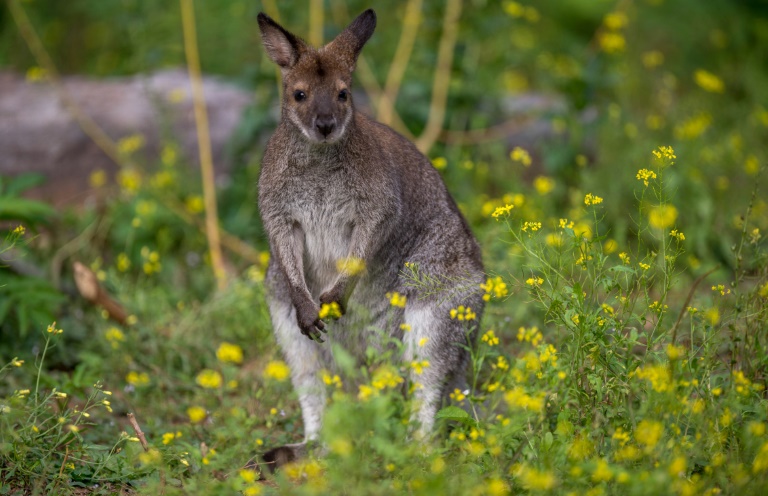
127, 413, 149, 452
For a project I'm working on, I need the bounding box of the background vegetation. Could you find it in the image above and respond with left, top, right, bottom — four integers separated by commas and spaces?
1, 0, 767, 494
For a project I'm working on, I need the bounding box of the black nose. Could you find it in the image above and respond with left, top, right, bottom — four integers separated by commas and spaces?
316, 115, 336, 137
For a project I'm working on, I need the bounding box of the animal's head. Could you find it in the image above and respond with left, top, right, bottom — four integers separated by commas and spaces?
257, 9, 376, 144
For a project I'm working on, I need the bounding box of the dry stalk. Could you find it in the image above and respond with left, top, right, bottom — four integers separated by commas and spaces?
414, 0, 462, 153
378, 0, 423, 126
180, 0, 227, 291
309, 0, 324, 46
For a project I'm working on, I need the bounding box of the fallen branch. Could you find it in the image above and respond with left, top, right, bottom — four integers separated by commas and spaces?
73, 261, 128, 325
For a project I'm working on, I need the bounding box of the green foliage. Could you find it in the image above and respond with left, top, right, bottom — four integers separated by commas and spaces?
0, 174, 55, 225
1, 0, 768, 495
0, 174, 63, 343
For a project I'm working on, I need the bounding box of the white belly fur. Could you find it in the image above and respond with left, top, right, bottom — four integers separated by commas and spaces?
299, 202, 353, 296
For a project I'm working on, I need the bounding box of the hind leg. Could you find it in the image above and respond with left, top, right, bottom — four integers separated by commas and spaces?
403, 296, 481, 437
261, 273, 326, 471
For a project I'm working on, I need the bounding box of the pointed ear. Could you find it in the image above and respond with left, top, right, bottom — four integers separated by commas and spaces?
326, 9, 376, 70
257, 13, 307, 69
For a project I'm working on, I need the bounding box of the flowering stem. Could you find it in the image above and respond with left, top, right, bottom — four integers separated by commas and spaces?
34, 334, 52, 410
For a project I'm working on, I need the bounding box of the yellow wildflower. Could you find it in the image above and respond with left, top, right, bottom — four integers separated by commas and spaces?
47, 322, 63, 334
386, 292, 407, 308
358, 384, 377, 401
481, 330, 500, 346
504, 387, 544, 412
491, 204, 514, 219
584, 193, 603, 206
670, 229, 685, 241
648, 204, 679, 229
449, 305, 477, 321
126, 371, 150, 386
533, 176, 555, 195
116, 253, 131, 272
632, 364, 672, 392
431, 157, 447, 170
652, 145, 676, 162
410, 360, 430, 375
216, 342, 244, 364
517, 326, 543, 346
753, 443, 768, 473
319, 302, 342, 320
619, 252, 630, 264
105, 327, 125, 349
711, 284, 731, 296
336, 256, 366, 276
162, 432, 180, 445
675, 112, 712, 140
522, 221, 542, 232
514, 465, 557, 491
510, 146, 532, 166
669, 456, 687, 477
748, 422, 766, 437
187, 406, 206, 423
185, 195, 204, 215
604, 11, 627, 30
694, 69, 725, 93
195, 369, 223, 388
636, 168, 657, 186
642, 50, 664, 68
480, 276, 508, 301
371, 365, 403, 390
636, 420, 664, 451
322, 371, 342, 388
526, 276, 544, 287
117, 134, 145, 155
450, 388, 466, 402
592, 458, 613, 483
567, 434, 595, 461
599, 31, 625, 53
666, 344, 685, 360
264, 360, 290, 381
26, 66, 48, 82
89, 169, 107, 188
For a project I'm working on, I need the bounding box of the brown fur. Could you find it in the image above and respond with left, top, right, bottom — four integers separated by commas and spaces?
256, 9, 484, 471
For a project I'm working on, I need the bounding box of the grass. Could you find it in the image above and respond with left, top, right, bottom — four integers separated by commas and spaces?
2, 0, 768, 494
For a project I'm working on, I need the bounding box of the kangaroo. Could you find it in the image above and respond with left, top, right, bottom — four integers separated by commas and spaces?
256, 9, 484, 469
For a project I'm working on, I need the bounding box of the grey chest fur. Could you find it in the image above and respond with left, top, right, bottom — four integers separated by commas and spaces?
286, 167, 356, 296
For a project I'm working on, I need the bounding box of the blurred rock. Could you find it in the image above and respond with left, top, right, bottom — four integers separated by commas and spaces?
0, 69, 251, 206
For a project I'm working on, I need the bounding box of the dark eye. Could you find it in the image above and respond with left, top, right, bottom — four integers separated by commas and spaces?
338, 89, 349, 102
294, 90, 306, 102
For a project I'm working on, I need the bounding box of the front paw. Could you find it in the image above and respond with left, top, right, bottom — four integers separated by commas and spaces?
295, 300, 326, 343
319, 285, 346, 315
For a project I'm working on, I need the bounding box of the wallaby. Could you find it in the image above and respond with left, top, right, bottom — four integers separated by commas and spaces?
256, 9, 484, 469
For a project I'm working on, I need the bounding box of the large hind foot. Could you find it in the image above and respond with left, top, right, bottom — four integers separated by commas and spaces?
261, 442, 308, 473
